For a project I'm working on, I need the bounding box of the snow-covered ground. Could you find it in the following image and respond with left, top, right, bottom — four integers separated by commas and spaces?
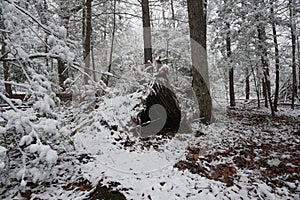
0, 95, 299, 199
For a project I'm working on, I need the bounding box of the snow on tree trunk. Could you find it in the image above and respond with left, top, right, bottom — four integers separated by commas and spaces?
141, 0, 153, 64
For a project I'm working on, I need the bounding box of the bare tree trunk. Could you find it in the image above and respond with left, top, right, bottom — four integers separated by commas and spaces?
271, 3, 280, 112
257, 23, 275, 116
170, 0, 175, 28
141, 0, 153, 64
84, 0, 92, 84
245, 68, 250, 101
91, 45, 96, 81
297, 36, 300, 91
262, 78, 268, 108
1, 35, 12, 97
187, 0, 212, 123
104, 0, 116, 86
251, 66, 260, 108
58, 59, 67, 88
226, 22, 235, 107
289, 0, 297, 109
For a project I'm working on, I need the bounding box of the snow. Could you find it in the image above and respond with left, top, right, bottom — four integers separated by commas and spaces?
20, 179, 27, 187
267, 158, 281, 167
45, 149, 58, 165
19, 135, 33, 146
0, 146, 7, 170
1, 95, 299, 199
29, 144, 58, 165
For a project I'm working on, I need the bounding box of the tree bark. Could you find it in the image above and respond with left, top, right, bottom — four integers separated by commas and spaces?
104, 0, 116, 86
262, 78, 268, 108
91, 45, 96, 81
187, 0, 212, 123
84, 0, 92, 84
141, 0, 153, 64
289, 0, 297, 109
257, 22, 275, 116
245, 68, 250, 101
270, 3, 280, 112
298, 36, 300, 92
226, 22, 235, 107
170, 0, 175, 28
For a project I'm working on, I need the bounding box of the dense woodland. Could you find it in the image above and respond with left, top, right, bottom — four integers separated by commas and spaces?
0, 0, 300, 199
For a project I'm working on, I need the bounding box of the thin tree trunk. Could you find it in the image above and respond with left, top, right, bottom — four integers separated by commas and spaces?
82, 0, 86, 39
251, 66, 260, 108
91, 45, 96, 81
271, 3, 280, 112
1, 35, 12, 97
104, 0, 116, 86
245, 68, 250, 101
297, 36, 300, 91
170, 0, 175, 28
262, 79, 268, 108
226, 22, 235, 107
257, 23, 275, 116
58, 59, 67, 88
84, 0, 92, 84
142, 0, 153, 64
289, 0, 297, 109
187, 0, 212, 123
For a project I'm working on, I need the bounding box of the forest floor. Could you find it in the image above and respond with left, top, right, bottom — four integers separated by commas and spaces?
1, 101, 300, 199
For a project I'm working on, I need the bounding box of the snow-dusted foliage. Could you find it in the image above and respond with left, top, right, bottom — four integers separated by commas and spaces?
0, 0, 75, 188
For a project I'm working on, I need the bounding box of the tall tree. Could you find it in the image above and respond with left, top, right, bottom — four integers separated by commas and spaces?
141, 0, 153, 64
226, 22, 235, 107
84, 0, 92, 84
257, 19, 275, 116
187, 0, 212, 123
289, 0, 297, 109
270, 1, 280, 112
104, 0, 117, 86
245, 68, 250, 101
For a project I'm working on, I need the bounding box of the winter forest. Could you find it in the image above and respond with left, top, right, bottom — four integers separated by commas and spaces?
0, 0, 300, 199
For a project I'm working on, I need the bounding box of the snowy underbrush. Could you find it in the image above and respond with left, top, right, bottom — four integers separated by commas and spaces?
71, 104, 300, 200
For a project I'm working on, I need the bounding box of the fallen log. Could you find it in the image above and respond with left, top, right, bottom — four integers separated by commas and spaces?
5, 93, 73, 102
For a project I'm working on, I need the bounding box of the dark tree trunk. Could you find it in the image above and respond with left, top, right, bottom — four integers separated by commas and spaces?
58, 59, 68, 89
170, 0, 175, 28
298, 36, 300, 92
91, 46, 96, 81
141, 0, 153, 64
289, 0, 297, 109
187, 0, 212, 123
84, 0, 92, 84
226, 22, 235, 107
271, 3, 280, 112
104, 0, 116, 86
245, 69, 250, 101
257, 23, 275, 116
262, 79, 268, 108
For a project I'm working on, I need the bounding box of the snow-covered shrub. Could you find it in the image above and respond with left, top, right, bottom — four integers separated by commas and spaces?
0, 0, 75, 187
